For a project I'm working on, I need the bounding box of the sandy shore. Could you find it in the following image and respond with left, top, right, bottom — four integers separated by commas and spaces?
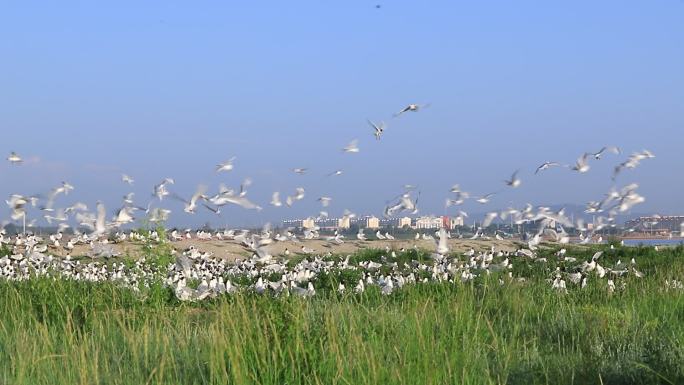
62, 238, 524, 261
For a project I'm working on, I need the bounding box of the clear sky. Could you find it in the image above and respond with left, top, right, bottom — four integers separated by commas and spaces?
0, 1, 682, 228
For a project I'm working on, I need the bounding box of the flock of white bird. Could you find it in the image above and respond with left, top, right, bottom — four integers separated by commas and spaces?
1, 226, 682, 302
1, 104, 675, 301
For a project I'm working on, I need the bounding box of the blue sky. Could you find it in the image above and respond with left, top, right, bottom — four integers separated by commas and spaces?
0, 1, 682, 227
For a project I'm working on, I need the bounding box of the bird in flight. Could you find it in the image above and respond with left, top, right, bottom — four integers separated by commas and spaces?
476, 193, 496, 204
535, 162, 562, 174
368, 119, 386, 140
343, 139, 360, 153
591, 146, 621, 160
122, 174, 135, 185
571, 153, 591, 173
504, 170, 522, 188
216, 157, 236, 173
394, 103, 430, 117
7, 152, 22, 165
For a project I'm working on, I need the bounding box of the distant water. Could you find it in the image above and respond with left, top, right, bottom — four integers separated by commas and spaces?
622, 239, 684, 247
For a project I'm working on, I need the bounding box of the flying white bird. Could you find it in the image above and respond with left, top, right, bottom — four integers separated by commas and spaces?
7, 152, 22, 165
476, 193, 495, 204
535, 162, 562, 174
216, 157, 236, 173
94, 202, 107, 236
368, 119, 386, 140
394, 103, 430, 117
173, 185, 207, 214
592, 146, 621, 160
505, 170, 522, 188
270, 192, 282, 207
154, 178, 175, 201
343, 140, 360, 153
571, 153, 591, 173
293, 168, 307, 175
121, 174, 135, 185
613, 150, 655, 180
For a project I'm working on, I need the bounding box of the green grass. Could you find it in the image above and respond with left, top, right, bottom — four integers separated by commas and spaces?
1, 245, 684, 384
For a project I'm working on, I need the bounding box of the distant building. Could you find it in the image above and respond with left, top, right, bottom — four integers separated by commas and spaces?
450, 216, 464, 228
398, 217, 412, 228
366, 216, 380, 229
338, 217, 351, 229
302, 218, 316, 229
441, 216, 451, 229
625, 216, 684, 234
415, 216, 443, 229
282, 219, 305, 228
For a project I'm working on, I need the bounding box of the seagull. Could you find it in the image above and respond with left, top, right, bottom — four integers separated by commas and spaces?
613, 150, 655, 180
94, 202, 107, 236
504, 170, 521, 188
368, 119, 386, 140
121, 174, 135, 185
7, 152, 22, 165
173, 185, 207, 214
238, 178, 252, 197
318, 197, 332, 207
270, 192, 282, 207
394, 103, 429, 117
293, 168, 308, 175
343, 139, 360, 153
285, 188, 305, 207
327, 170, 343, 177
293, 187, 305, 201
482, 212, 499, 228
208, 190, 261, 211
154, 178, 175, 201
476, 193, 495, 204
535, 162, 562, 174
216, 157, 236, 173
592, 146, 621, 160
571, 153, 591, 173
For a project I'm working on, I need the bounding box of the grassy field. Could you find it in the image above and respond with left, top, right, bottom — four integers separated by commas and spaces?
1, 244, 683, 385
